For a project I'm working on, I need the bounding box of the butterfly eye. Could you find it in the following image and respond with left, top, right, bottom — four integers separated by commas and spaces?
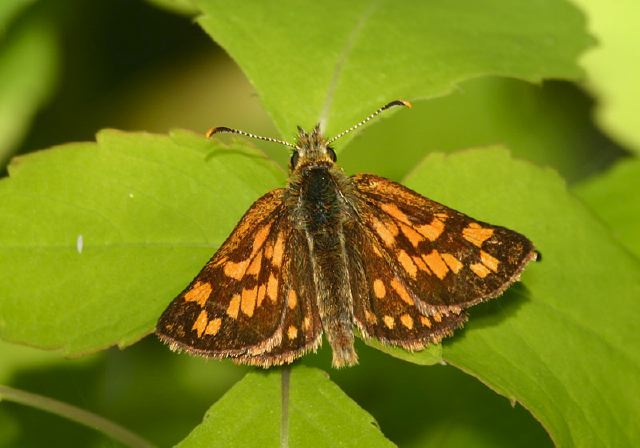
327, 146, 337, 162
290, 151, 300, 169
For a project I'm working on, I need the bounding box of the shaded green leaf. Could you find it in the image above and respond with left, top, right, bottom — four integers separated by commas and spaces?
177, 366, 394, 448
574, 158, 640, 258
0, 340, 65, 383
400, 148, 640, 447
0, 129, 285, 354
363, 338, 442, 366
0, 0, 35, 34
0, 338, 245, 447
145, 0, 197, 16
0, 10, 59, 163
571, 0, 640, 153
329, 347, 552, 448
340, 77, 622, 184
194, 0, 592, 141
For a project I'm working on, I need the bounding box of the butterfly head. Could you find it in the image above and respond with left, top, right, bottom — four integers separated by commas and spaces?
289, 124, 337, 171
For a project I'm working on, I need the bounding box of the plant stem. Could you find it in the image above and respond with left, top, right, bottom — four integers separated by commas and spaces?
280, 367, 291, 448
0, 384, 156, 448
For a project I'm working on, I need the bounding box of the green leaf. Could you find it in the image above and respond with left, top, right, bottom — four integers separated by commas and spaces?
0, 9, 59, 163
401, 148, 640, 447
574, 158, 640, 258
0, 129, 285, 354
177, 366, 394, 448
570, 0, 640, 153
194, 0, 592, 141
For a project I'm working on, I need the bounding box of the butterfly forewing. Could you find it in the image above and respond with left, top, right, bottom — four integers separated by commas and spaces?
157, 189, 320, 364
351, 174, 537, 310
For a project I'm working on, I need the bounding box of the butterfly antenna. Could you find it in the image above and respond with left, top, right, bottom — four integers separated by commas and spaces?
206, 126, 299, 150
327, 99, 412, 145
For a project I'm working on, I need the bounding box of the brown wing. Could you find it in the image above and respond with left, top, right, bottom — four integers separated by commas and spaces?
345, 219, 468, 350
347, 174, 537, 349
156, 189, 322, 367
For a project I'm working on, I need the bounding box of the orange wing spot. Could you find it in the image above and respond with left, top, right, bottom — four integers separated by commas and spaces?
267, 273, 278, 303
480, 250, 500, 272
441, 253, 463, 274
420, 315, 432, 328
383, 315, 395, 329
390, 278, 414, 305
251, 221, 273, 255
287, 325, 298, 340
400, 313, 414, 329
224, 259, 249, 280
373, 279, 386, 299
246, 250, 263, 276
364, 310, 377, 324
192, 310, 208, 337
462, 223, 494, 247
423, 250, 450, 280
183, 281, 212, 307
417, 217, 445, 241
435, 212, 449, 220
287, 290, 297, 309
226, 294, 241, 319
264, 241, 274, 260
204, 317, 222, 336
272, 232, 286, 267
256, 283, 267, 307
241, 286, 257, 317
470, 263, 491, 278
303, 316, 311, 330
372, 217, 399, 247
412, 255, 431, 274
432, 311, 442, 322
397, 250, 418, 278
400, 223, 425, 247
380, 202, 411, 225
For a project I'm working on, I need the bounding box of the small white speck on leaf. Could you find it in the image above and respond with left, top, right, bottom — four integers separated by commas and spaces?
76, 234, 83, 254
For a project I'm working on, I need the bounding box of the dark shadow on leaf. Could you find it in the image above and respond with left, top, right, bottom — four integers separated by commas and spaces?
455, 282, 532, 336
321, 338, 551, 448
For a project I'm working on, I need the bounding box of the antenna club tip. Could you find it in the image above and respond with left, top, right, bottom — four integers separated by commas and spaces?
400, 99, 413, 109
383, 99, 413, 110
206, 126, 234, 138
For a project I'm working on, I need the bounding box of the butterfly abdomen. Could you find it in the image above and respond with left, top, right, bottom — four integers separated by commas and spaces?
294, 165, 358, 367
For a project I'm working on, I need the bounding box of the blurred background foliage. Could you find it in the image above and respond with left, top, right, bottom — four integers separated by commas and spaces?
0, 0, 637, 447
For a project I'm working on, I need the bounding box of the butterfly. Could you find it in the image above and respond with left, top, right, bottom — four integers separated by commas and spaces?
156, 100, 538, 368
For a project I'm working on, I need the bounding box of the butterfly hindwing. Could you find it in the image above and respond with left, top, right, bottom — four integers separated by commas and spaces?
351, 174, 537, 311
345, 220, 468, 350
238, 230, 323, 366
156, 189, 321, 366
